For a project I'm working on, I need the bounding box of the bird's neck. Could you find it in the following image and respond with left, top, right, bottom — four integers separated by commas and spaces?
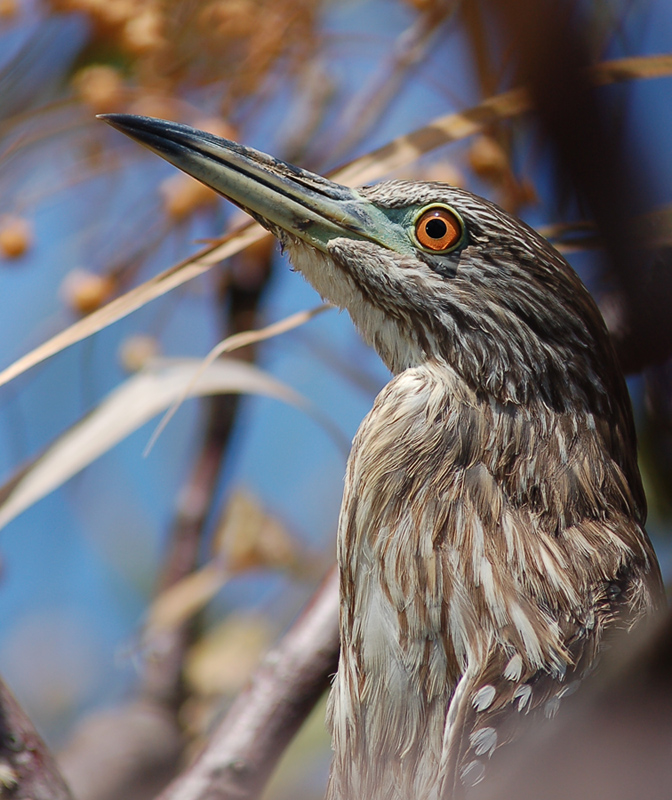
286, 237, 429, 373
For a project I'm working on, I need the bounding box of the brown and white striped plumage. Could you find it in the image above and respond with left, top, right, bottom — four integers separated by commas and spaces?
287, 181, 663, 799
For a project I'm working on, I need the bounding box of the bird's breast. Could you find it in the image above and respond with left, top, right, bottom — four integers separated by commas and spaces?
327, 359, 660, 799
336, 358, 648, 681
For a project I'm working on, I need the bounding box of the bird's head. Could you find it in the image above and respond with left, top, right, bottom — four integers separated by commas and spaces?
101, 115, 625, 419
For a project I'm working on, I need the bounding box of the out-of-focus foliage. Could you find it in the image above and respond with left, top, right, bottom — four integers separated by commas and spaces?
53, 0, 319, 109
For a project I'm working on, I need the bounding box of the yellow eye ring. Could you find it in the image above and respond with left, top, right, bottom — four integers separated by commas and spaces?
413, 205, 464, 253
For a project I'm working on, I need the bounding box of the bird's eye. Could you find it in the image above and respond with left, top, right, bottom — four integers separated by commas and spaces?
414, 206, 463, 253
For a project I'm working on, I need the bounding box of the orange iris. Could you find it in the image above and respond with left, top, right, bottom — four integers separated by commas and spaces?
415, 207, 462, 252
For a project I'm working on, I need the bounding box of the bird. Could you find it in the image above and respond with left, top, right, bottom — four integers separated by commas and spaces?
101, 114, 664, 799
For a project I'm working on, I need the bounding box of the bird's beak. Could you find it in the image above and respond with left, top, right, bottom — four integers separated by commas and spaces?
99, 114, 392, 253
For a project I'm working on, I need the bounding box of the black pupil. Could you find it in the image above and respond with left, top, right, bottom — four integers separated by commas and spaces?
425, 218, 447, 239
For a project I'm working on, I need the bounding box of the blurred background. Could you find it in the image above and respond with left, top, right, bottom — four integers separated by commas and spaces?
0, 1, 671, 798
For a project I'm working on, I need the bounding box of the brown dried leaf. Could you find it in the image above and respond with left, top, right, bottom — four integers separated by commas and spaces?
592, 53, 672, 84
72, 64, 127, 113
160, 172, 219, 219
60, 268, 117, 315
145, 491, 300, 643
215, 489, 300, 573
184, 613, 271, 697
146, 561, 229, 635
333, 88, 531, 187
0, 216, 32, 259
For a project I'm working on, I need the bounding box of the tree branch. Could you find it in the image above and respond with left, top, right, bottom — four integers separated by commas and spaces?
155, 565, 340, 800
0, 675, 73, 799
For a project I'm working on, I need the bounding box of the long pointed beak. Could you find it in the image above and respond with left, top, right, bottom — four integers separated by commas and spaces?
99, 114, 389, 253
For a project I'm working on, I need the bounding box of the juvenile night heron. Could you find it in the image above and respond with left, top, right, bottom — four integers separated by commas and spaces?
102, 114, 663, 799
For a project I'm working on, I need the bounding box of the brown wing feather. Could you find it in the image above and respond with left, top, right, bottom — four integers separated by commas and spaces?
441, 621, 597, 798
439, 516, 663, 800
